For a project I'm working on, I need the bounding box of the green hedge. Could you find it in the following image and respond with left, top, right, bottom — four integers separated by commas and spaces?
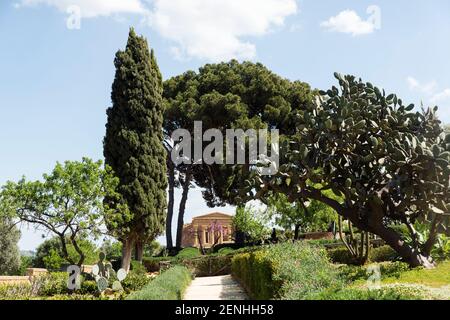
232, 242, 343, 300
176, 247, 201, 259
126, 266, 192, 300
312, 285, 428, 300
327, 245, 398, 265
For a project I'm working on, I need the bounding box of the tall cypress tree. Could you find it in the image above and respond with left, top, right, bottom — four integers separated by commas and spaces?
104, 28, 167, 270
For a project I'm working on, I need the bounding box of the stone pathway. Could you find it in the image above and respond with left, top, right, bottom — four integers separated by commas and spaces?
184, 275, 248, 300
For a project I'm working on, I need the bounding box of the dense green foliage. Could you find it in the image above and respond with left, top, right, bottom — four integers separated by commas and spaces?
232, 242, 342, 299
0, 158, 121, 266
163, 60, 315, 208
327, 245, 398, 265
175, 247, 201, 259
242, 74, 450, 267
126, 266, 192, 300
267, 193, 337, 238
100, 239, 123, 262
233, 205, 271, 244
0, 215, 21, 275
313, 285, 428, 300
104, 28, 167, 267
33, 237, 98, 270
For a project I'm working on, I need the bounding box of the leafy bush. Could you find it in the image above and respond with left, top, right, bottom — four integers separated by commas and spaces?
433, 234, 450, 261
217, 247, 236, 255
327, 245, 398, 265
122, 260, 151, 292
306, 239, 342, 247
142, 256, 175, 272
130, 260, 147, 274
326, 247, 358, 265
17, 255, 33, 276
33, 237, 98, 270
100, 240, 122, 261
43, 294, 103, 300
126, 266, 192, 300
122, 271, 151, 292
78, 280, 98, 295
370, 245, 398, 262
0, 283, 35, 300
176, 247, 201, 259
338, 261, 410, 283
38, 272, 69, 296
232, 242, 343, 300
312, 285, 427, 300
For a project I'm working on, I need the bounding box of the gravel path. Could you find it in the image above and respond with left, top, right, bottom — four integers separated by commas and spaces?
183, 275, 248, 300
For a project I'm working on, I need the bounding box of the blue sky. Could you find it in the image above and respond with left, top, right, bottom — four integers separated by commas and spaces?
1, 0, 449, 251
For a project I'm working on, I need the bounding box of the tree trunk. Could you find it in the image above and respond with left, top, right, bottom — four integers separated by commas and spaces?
134, 240, 144, 263
175, 172, 192, 249
166, 162, 175, 250
423, 214, 443, 256
372, 223, 434, 268
294, 224, 300, 240
121, 237, 135, 272
70, 236, 85, 267
59, 235, 75, 265
291, 188, 436, 268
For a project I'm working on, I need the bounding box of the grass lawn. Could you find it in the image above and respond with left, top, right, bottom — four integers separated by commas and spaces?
381, 261, 450, 288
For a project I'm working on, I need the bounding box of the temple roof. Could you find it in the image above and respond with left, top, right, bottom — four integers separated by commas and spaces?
192, 212, 233, 220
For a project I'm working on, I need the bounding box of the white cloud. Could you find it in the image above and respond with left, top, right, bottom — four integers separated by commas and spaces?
16, 0, 298, 61
431, 89, 450, 104
407, 76, 437, 95
406, 77, 450, 119
146, 0, 298, 61
320, 10, 374, 36
15, 0, 146, 18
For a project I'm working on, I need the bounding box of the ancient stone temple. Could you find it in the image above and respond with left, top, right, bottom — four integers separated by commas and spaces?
181, 212, 234, 248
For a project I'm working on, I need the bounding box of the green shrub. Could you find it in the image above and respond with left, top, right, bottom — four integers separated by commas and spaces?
312, 285, 427, 300
338, 261, 411, 283
217, 247, 236, 255
327, 247, 359, 265
176, 247, 201, 259
0, 283, 35, 300
232, 242, 343, 300
130, 260, 147, 274
142, 256, 176, 272
327, 245, 398, 265
122, 266, 151, 292
78, 280, 98, 295
38, 272, 69, 296
369, 245, 398, 262
43, 294, 103, 300
306, 239, 342, 247
17, 256, 33, 276
126, 266, 192, 300
232, 250, 275, 299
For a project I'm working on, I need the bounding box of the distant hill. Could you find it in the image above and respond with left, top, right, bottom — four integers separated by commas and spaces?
20, 250, 35, 257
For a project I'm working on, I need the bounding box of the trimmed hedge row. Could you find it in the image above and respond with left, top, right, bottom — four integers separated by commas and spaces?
232, 242, 343, 300
327, 245, 398, 265
126, 266, 192, 300
312, 285, 428, 300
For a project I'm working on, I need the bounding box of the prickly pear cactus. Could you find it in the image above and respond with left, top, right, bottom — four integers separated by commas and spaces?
91, 252, 128, 293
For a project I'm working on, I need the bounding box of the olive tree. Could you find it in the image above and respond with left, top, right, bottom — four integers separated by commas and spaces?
0, 158, 126, 266
0, 215, 21, 275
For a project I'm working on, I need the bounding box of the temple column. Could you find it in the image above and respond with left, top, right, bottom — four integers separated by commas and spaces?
194, 226, 198, 247
202, 227, 206, 245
